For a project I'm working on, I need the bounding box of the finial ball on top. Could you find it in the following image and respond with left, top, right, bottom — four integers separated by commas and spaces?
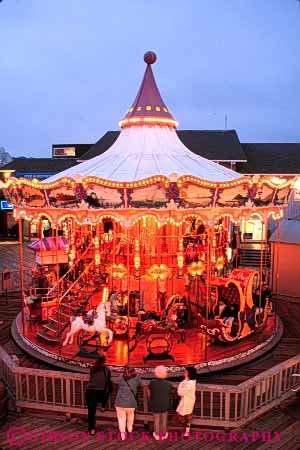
144, 51, 157, 65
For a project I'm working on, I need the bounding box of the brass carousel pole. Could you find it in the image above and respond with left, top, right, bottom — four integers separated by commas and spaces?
264, 216, 269, 284
274, 217, 281, 328
56, 223, 62, 356
55, 224, 59, 295
126, 227, 130, 366
205, 225, 211, 363
258, 218, 264, 325
18, 216, 25, 335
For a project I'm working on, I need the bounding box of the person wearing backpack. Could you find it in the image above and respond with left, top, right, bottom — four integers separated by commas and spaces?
85, 355, 113, 435
115, 365, 141, 440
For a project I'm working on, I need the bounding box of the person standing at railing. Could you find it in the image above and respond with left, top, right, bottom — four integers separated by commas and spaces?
114, 366, 141, 440
176, 366, 197, 439
85, 355, 113, 436
147, 365, 172, 440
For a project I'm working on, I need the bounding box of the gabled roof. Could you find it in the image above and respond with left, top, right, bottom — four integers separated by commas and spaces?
238, 144, 300, 174
1, 158, 78, 173
177, 130, 246, 161
80, 130, 246, 161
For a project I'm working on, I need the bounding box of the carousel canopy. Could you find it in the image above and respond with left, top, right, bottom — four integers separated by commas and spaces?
28, 237, 68, 251
44, 52, 241, 184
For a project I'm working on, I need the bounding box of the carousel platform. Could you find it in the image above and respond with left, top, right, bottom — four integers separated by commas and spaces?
12, 309, 283, 377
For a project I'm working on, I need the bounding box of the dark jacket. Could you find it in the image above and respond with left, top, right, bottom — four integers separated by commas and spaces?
115, 375, 140, 409
148, 379, 172, 413
87, 366, 111, 391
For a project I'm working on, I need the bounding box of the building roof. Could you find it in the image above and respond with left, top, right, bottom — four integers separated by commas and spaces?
238, 144, 300, 174
44, 53, 241, 183
269, 220, 300, 244
177, 130, 246, 161
80, 131, 119, 160
81, 129, 246, 162
1, 158, 78, 173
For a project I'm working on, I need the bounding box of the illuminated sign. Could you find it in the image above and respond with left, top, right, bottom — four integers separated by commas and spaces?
0, 200, 14, 210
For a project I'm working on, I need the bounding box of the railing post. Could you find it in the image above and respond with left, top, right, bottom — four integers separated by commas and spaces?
277, 369, 283, 397
224, 391, 230, 425
14, 370, 21, 413
143, 383, 149, 427
243, 387, 249, 418
66, 378, 71, 408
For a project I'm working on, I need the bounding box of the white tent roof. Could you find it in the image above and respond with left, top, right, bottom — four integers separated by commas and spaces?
44, 125, 241, 183
44, 52, 242, 184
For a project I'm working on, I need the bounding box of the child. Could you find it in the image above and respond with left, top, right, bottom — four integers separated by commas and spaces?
176, 366, 197, 438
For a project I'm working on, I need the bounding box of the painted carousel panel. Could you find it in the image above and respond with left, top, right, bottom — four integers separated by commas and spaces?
19, 184, 47, 208
178, 184, 215, 208
5, 184, 22, 206
273, 185, 291, 205
216, 184, 249, 207
128, 183, 168, 208
253, 183, 276, 206
85, 184, 123, 208
46, 185, 80, 208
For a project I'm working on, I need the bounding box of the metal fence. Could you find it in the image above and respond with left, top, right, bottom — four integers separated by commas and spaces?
0, 345, 299, 428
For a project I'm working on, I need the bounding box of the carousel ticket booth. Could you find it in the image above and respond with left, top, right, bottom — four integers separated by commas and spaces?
1, 52, 296, 375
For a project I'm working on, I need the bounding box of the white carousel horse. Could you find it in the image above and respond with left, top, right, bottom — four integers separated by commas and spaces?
62, 301, 113, 346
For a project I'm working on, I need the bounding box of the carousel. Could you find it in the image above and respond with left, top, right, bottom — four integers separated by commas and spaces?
1, 51, 295, 375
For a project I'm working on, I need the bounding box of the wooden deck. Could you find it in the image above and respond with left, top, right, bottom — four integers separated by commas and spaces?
0, 242, 300, 382
0, 398, 299, 450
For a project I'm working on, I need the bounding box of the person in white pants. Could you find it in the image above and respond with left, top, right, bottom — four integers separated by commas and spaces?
115, 366, 140, 440
115, 406, 135, 435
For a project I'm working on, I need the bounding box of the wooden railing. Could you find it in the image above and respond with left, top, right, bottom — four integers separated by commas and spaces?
0, 269, 32, 296
0, 345, 299, 428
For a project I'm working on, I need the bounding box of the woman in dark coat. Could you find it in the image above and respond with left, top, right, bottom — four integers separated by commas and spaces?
85, 355, 112, 435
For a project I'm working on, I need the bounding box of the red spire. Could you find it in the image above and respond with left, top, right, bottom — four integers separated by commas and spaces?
119, 51, 178, 129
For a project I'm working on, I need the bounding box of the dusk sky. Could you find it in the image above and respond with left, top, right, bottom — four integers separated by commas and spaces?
1, 0, 300, 157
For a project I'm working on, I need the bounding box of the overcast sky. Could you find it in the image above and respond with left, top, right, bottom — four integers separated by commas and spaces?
1, 0, 300, 157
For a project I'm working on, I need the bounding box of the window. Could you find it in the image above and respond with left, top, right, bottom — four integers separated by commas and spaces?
52, 147, 76, 157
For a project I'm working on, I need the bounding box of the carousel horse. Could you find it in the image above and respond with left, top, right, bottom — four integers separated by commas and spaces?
108, 290, 123, 315
160, 294, 190, 328
129, 305, 183, 352
62, 301, 113, 346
